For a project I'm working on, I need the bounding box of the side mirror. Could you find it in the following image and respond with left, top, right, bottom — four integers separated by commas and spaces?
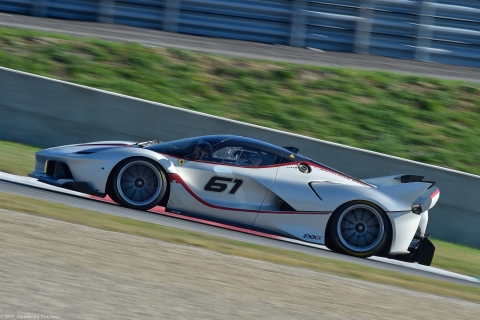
194, 142, 212, 159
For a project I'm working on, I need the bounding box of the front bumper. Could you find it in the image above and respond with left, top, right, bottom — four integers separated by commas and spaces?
29, 159, 105, 197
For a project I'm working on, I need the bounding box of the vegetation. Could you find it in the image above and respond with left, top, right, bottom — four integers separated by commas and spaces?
1, 27, 480, 174
1, 191, 479, 302
0, 140, 39, 176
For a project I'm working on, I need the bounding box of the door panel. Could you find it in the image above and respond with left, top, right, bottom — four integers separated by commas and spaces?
167, 157, 278, 225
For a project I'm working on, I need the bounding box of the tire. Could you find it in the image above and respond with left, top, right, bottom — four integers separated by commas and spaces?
109, 157, 167, 211
326, 201, 391, 258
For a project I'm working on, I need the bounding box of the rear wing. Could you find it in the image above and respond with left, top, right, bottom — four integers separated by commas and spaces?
364, 174, 435, 188
395, 175, 436, 186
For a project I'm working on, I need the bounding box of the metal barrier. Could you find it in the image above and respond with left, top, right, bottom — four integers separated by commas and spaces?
1, 0, 479, 68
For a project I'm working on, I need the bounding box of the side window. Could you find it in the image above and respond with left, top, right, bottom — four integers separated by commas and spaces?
212, 146, 277, 167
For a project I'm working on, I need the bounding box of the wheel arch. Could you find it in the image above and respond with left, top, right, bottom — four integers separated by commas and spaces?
105, 155, 173, 207
325, 199, 394, 255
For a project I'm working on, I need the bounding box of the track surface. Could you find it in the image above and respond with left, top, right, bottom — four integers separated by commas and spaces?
3, 209, 480, 319
0, 174, 479, 288
1, 13, 480, 83
4, 209, 480, 320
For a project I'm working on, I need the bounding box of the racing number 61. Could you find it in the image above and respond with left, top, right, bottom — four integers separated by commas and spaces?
204, 177, 243, 194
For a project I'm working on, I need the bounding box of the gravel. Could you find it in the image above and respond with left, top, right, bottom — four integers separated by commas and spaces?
0, 209, 479, 319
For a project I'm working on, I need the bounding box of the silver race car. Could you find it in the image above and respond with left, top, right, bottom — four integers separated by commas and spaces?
30, 135, 440, 265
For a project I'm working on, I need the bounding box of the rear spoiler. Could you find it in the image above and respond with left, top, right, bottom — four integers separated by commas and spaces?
394, 175, 436, 188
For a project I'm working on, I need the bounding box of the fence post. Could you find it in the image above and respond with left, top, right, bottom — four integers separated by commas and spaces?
354, 0, 374, 54
163, 0, 181, 33
98, 0, 115, 23
289, 0, 307, 47
415, 0, 437, 61
31, 0, 47, 17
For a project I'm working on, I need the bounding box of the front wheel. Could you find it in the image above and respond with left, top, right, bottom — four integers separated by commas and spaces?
326, 202, 391, 258
109, 158, 167, 211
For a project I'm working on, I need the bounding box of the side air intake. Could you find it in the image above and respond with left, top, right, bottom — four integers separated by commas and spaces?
44, 161, 74, 180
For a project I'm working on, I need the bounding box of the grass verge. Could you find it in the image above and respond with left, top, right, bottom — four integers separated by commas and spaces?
1, 27, 480, 174
0, 141, 40, 176
0, 191, 479, 302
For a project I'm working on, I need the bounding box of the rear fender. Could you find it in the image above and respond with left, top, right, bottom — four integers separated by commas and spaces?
411, 186, 440, 214
377, 182, 433, 211
363, 174, 405, 187
310, 181, 432, 212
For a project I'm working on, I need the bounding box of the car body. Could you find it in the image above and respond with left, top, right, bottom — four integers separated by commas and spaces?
29, 134, 440, 264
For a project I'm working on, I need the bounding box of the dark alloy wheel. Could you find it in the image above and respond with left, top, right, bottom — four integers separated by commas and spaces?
109, 158, 167, 211
326, 201, 391, 258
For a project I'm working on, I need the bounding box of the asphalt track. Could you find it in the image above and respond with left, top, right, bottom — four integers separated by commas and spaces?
0, 172, 479, 288
1, 13, 480, 83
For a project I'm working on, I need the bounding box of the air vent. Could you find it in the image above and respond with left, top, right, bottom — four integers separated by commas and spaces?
44, 161, 74, 180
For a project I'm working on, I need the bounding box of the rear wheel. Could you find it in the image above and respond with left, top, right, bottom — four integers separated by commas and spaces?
326, 202, 391, 258
109, 158, 167, 211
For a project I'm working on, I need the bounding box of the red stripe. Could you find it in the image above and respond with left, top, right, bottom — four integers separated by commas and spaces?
430, 189, 440, 199
100, 195, 117, 204
76, 143, 131, 146
88, 196, 284, 240
305, 161, 372, 187
149, 206, 284, 239
162, 153, 371, 187
159, 153, 279, 169
169, 173, 329, 215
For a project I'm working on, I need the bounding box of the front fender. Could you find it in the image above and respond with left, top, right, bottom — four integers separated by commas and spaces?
68, 149, 176, 194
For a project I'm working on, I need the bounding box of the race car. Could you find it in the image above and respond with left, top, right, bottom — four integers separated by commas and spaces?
29, 134, 440, 265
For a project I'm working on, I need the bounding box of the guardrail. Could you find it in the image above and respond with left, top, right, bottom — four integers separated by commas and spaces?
0, 0, 479, 68
1, 66, 479, 248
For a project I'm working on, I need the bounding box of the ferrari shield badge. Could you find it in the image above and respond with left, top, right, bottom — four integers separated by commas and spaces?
178, 159, 186, 166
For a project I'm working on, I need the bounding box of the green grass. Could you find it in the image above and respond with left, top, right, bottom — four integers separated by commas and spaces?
0, 141, 40, 176
432, 239, 480, 277
1, 27, 480, 174
0, 191, 479, 302
1, 140, 480, 279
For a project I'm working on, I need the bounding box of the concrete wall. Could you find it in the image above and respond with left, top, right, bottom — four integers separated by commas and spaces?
1, 66, 479, 248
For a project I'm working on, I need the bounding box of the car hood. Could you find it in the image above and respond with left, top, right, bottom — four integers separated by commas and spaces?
38, 141, 136, 156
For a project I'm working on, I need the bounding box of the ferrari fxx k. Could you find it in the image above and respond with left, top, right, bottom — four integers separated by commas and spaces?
30, 135, 439, 265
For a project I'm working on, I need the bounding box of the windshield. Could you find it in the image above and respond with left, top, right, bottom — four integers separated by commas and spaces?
147, 136, 219, 157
